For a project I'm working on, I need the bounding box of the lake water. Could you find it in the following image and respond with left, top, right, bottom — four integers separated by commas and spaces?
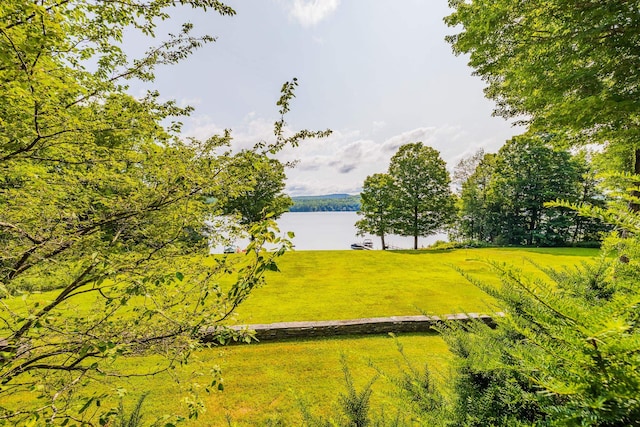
213, 212, 447, 252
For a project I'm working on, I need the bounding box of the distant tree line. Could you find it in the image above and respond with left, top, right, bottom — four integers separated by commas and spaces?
289, 195, 361, 212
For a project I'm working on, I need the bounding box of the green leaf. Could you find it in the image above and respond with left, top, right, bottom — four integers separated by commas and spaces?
265, 261, 280, 272
78, 397, 94, 414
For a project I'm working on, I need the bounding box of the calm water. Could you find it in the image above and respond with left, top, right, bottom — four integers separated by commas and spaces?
213, 212, 447, 252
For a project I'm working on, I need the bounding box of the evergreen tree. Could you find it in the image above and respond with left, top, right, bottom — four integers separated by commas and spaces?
432, 231, 640, 426
413, 184, 640, 426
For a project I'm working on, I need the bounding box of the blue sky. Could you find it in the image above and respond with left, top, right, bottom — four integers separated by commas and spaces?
128, 0, 522, 196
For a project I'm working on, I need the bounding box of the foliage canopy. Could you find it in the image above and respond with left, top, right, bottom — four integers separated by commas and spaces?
0, 1, 329, 424
219, 150, 292, 227
432, 3, 640, 424
356, 143, 456, 250
446, 0, 640, 171
455, 136, 608, 246
388, 143, 456, 250
355, 173, 396, 249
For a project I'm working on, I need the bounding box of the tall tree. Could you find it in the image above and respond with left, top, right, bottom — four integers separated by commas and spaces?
455, 141, 609, 246
445, 0, 640, 175
488, 137, 584, 245
355, 173, 396, 250
452, 148, 485, 194
0, 1, 328, 423
456, 152, 496, 242
388, 143, 456, 250
220, 151, 292, 227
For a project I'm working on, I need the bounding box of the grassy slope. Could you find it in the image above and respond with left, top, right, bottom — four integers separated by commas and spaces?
231, 247, 599, 324
4, 334, 449, 426
109, 333, 451, 426
5, 247, 599, 425
201, 333, 451, 425
8, 247, 598, 324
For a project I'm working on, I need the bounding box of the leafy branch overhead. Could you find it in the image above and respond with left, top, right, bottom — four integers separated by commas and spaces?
408, 2, 640, 425
254, 77, 332, 155
0, 1, 323, 424
445, 0, 640, 171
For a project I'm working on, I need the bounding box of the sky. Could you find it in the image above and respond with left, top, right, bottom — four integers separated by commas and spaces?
128, 0, 523, 196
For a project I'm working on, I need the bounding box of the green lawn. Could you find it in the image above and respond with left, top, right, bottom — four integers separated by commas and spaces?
99, 333, 451, 426
230, 247, 599, 324
4, 247, 599, 425
8, 247, 598, 325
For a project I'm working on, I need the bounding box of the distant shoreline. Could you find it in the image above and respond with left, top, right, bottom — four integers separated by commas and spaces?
290, 193, 360, 212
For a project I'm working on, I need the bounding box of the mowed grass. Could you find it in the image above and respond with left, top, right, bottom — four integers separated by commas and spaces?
230, 247, 599, 324
3, 334, 449, 426
88, 333, 451, 426
4, 247, 599, 424
7, 247, 598, 325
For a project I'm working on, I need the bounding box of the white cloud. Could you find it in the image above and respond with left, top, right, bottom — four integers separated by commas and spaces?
182, 114, 504, 197
380, 127, 437, 153
281, 125, 486, 196
284, 0, 340, 28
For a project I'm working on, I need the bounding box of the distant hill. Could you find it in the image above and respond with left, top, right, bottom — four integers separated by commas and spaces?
290, 194, 361, 212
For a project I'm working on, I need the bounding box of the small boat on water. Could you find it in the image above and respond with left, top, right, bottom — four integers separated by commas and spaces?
351, 238, 373, 250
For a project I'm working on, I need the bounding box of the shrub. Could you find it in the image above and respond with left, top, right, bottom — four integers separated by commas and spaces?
430, 235, 640, 426
427, 240, 492, 250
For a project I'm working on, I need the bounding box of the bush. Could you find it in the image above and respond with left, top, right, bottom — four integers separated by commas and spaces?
571, 240, 602, 248
427, 240, 492, 250
429, 235, 640, 426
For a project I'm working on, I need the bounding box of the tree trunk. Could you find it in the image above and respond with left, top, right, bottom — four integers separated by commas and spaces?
380, 234, 386, 250
631, 148, 640, 213
620, 148, 640, 263
528, 209, 537, 246
413, 206, 419, 250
